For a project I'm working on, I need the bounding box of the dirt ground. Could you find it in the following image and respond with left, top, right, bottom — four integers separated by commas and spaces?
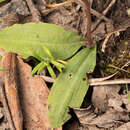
0, 0, 130, 130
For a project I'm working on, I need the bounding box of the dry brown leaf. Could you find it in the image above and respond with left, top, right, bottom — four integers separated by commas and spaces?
0, 50, 61, 129
16, 56, 51, 129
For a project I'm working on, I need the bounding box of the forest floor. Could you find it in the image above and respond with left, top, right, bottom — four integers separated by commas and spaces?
0, 0, 129, 130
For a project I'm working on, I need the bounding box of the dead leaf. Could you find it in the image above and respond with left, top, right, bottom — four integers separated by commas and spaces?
16, 55, 51, 129
0, 50, 59, 129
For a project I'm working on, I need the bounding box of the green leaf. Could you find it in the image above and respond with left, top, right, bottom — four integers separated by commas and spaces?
37, 63, 46, 75
48, 46, 96, 128
0, 0, 5, 2
51, 60, 65, 68
51, 60, 65, 72
47, 63, 56, 79
0, 23, 85, 60
32, 62, 44, 75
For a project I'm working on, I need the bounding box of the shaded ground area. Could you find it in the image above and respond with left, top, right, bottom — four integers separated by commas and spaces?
0, 0, 129, 130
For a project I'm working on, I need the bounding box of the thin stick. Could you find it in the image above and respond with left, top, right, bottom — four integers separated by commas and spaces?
26, 0, 41, 22
41, 61, 130, 86
47, 0, 75, 8
41, 0, 74, 15
92, 0, 116, 32
0, 78, 15, 130
108, 64, 130, 74
89, 60, 130, 83
91, 8, 111, 22
40, 75, 55, 83
102, 27, 129, 52
41, 75, 130, 86
89, 79, 130, 86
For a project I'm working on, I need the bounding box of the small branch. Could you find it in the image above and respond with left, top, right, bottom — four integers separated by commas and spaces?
26, 0, 41, 22
41, 75, 130, 86
91, 8, 111, 22
89, 61, 130, 83
0, 78, 15, 130
108, 64, 130, 74
40, 75, 55, 83
89, 79, 130, 86
102, 26, 129, 52
41, 0, 74, 15
47, 0, 75, 8
92, 0, 116, 32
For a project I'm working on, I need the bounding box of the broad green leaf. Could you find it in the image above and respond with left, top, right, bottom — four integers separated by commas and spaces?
0, 23, 85, 60
48, 46, 96, 128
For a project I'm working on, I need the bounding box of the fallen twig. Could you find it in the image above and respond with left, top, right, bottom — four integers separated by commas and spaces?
102, 23, 130, 52
41, 75, 130, 86
40, 75, 55, 83
41, 0, 74, 15
89, 60, 130, 83
89, 79, 130, 86
108, 64, 130, 74
91, 8, 111, 22
26, 0, 41, 22
92, 0, 116, 32
41, 60, 130, 87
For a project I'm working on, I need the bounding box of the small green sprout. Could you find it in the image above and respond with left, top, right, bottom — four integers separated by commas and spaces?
32, 46, 66, 79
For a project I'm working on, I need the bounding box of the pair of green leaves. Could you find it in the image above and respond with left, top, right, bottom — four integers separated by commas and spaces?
0, 23, 96, 128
